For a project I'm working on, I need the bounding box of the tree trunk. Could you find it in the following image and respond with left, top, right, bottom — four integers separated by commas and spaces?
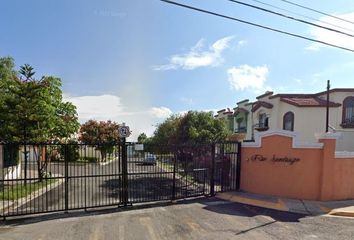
34, 146, 43, 182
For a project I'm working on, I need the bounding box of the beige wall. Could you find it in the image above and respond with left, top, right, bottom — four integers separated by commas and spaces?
317, 92, 354, 129
278, 103, 327, 142
249, 91, 354, 150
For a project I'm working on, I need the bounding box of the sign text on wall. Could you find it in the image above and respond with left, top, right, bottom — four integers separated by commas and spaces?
247, 154, 300, 165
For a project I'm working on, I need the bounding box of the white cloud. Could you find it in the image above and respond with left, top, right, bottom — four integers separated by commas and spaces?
307, 12, 354, 51
64, 94, 172, 140
227, 65, 270, 92
176, 108, 218, 117
180, 97, 193, 105
64, 95, 124, 120
237, 40, 247, 47
294, 78, 303, 85
150, 107, 173, 118
153, 36, 235, 70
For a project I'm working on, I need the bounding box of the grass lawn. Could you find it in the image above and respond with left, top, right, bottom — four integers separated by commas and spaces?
0, 179, 57, 201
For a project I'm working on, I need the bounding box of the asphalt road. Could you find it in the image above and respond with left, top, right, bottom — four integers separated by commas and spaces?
1, 198, 354, 240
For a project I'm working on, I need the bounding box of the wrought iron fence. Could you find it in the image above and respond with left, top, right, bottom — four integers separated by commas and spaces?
0, 141, 240, 219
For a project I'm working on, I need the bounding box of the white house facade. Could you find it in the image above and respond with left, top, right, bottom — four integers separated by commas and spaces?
216, 88, 354, 151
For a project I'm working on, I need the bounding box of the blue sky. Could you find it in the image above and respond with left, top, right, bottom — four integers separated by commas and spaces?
1, 0, 354, 139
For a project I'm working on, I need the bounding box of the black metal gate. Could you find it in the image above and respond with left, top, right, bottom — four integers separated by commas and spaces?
0, 141, 241, 218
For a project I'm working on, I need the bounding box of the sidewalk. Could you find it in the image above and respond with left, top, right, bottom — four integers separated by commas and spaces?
216, 191, 354, 217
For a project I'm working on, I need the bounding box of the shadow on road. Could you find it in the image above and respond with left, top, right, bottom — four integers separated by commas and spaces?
102, 176, 206, 201
203, 200, 307, 223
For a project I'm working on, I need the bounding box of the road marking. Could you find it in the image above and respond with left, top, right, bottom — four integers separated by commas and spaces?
187, 221, 206, 233
89, 224, 103, 240
139, 217, 159, 240
118, 225, 125, 240
180, 212, 207, 236
36, 234, 46, 240
203, 222, 215, 231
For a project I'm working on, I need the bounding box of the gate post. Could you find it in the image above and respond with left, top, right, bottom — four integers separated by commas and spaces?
172, 149, 177, 200
121, 138, 129, 206
236, 142, 242, 191
0, 144, 4, 220
64, 144, 69, 213
210, 143, 215, 196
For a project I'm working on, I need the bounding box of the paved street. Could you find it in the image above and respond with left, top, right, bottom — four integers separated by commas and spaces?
1, 198, 354, 240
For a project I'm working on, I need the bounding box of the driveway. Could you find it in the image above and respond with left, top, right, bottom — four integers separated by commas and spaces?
1, 198, 354, 240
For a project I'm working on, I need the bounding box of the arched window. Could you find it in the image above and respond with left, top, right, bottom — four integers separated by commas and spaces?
283, 111, 294, 131
342, 97, 354, 127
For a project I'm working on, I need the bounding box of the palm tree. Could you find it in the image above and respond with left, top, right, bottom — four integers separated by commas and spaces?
19, 64, 35, 81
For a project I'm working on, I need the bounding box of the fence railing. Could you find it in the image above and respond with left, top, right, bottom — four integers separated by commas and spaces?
0, 141, 241, 218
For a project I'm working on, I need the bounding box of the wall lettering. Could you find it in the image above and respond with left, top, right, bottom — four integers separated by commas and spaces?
247, 154, 300, 165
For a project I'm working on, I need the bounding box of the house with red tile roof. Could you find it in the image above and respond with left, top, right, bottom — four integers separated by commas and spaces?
217, 89, 354, 151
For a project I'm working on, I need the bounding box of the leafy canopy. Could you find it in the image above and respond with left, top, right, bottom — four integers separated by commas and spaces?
0, 56, 80, 142
79, 120, 120, 160
152, 111, 230, 145
79, 120, 120, 144
137, 133, 147, 143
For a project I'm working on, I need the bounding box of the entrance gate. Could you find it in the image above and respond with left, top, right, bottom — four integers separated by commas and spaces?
0, 141, 241, 218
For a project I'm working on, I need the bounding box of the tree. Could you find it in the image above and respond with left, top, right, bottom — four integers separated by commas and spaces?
151, 111, 229, 176
19, 64, 35, 81
0, 59, 80, 143
79, 120, 120, 161
175, 111, 230, 144
151, 111, 229, 145
0, 56, 17, 80
152, 115, 180, 145
0, 57, 80, 182
137, 133, 147, 143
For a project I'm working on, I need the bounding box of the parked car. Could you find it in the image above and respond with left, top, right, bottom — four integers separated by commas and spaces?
142, 153, 157, 165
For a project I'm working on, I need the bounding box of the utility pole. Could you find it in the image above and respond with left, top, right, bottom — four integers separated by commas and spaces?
326, 80, 330, 133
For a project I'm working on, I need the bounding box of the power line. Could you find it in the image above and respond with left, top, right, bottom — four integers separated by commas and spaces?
248, 0, 354, 34
227, 0, 354, 38
160, 0, 354, 53
278, 0, 354, 25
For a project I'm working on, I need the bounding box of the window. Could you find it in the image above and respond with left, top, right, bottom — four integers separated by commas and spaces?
342, 97, 354, 128
283, 111, 294, 131
259, 113, 268, 127
256, 113, 269, 131
236, 118, 247, 133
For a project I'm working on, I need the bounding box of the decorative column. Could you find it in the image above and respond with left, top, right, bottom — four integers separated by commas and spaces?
316, 132, 341, 201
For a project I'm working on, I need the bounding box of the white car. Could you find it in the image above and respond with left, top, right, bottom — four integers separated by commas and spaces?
142, 153, 157, 165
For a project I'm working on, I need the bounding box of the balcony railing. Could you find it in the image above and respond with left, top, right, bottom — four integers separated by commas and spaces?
254, 123, 269, 131
341, 117, 354, 128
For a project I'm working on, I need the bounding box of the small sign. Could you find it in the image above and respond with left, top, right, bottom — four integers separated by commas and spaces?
135, 144, 144, 151
118, 125, 131, 138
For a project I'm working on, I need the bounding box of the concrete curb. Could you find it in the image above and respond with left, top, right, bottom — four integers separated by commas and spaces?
321, 206, 354, 217
0, 174, 64, 215
97, 158, 118, 166
216, 192, 354, 217
217, 192, 290, 213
